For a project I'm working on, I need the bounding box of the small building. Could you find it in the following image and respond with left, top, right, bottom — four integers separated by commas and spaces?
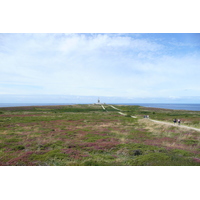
94, 98, 101, 105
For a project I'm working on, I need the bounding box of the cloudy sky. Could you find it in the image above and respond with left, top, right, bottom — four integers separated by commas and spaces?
0, 33, 200, 103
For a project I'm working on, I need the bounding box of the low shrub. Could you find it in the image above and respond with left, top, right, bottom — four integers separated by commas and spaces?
171, 149, 193, 157
0, 143, 6, 149
130, 152, 170, 166
183, 139, 198, 145
129, 151, 199, 166
5, 138, 20, 143
13, 145, 25, 150
30, 150, 67, 162
83, 133, 109, 142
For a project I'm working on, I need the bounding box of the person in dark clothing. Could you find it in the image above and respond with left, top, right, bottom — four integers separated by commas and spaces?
178, 119, 181, 125
173, 118, 177, 124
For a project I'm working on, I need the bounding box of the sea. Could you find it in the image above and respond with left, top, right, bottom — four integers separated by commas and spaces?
113, 103, 200, 111
0, 103, 74, 108
0, 103, 200, 111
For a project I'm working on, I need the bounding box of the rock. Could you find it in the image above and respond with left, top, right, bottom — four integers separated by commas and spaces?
133, 150, 142, 156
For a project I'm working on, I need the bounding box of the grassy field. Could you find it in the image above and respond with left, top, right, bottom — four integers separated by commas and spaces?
0, 104, 200, 166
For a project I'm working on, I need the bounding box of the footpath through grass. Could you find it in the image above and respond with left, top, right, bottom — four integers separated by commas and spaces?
0, 104, 200, 166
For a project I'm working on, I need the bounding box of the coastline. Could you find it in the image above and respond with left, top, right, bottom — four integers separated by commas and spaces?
112, 103, 200, 111
1, 103, 200, 111
0, 103, 75, 108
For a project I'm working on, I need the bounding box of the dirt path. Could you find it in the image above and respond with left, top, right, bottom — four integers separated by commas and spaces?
110, 105, 121, 111
110, 105, 136, 118
118, 112, 126, 116
101, 105, 106, 110
110, 104, 200, 132
110, 105, 200, 132
149, 119, 200, 132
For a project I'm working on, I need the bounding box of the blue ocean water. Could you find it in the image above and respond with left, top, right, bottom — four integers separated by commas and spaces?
113, 103, 200, 111
0, 103, 200, 111
0, 103, 74, 107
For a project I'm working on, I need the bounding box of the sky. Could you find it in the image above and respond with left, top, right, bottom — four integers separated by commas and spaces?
0, 33, 200, 103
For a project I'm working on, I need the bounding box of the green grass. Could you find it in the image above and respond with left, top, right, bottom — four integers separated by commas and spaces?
0, 104, 200, 166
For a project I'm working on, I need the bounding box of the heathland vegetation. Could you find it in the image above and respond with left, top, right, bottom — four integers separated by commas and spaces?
0, 104, 200, 166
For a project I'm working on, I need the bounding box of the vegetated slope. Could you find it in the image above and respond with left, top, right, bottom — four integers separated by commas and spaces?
0, 104, 200, 166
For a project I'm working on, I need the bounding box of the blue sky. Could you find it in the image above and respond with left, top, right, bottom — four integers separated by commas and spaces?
0, 33, 200, 103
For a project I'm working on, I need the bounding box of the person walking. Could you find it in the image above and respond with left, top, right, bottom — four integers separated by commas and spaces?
178, 119, 181, 125
173, 118, 177, 124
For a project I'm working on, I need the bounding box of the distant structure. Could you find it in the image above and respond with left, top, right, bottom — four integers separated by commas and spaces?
94, 97, 105, 105
94, 98, 101, 105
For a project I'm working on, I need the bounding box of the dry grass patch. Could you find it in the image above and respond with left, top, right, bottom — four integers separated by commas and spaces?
0, 130, 8, 135
162, 141, 198, 152
138, 119, 175, 137
21, 126, 33, 130
176, 133, 194, 141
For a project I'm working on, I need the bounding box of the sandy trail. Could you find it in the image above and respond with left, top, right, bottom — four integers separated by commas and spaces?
118, 112, 126, 116
101, 105, 106, 110
110, 105, 121, 111
149, 119, 200, 132
110, 105, 136, 118
110, 104, 200, 132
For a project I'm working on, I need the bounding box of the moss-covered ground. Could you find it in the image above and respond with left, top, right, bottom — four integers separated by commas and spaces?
0, 104, 200, 166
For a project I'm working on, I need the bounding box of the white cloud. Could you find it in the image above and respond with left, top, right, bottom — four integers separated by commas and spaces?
0, 33, 200, 101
